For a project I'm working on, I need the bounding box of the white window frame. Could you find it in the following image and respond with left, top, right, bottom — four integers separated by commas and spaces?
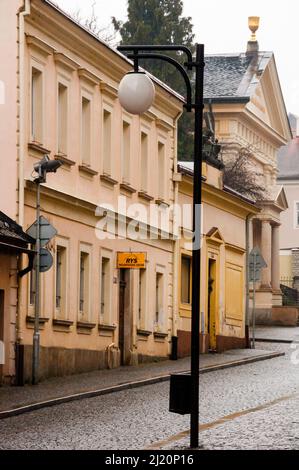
57, 75, 70, 156
140, 126, 150, 193
80, 88, 93, 167
155, 264, 166, 330
99, 248, 113, 325
54, 238, 70, 320
102, 104, 113, 176
294, 201, 299, 229
30, 60, 44, 144
121, 117, 132, 184
157, 137, 167, 201
78, 243, 92, 321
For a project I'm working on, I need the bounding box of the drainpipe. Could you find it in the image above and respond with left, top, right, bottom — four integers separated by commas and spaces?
171, 111, 182, 360
245, 214, 253, 348
16, 0, 31, 353
18, 0, 31, 227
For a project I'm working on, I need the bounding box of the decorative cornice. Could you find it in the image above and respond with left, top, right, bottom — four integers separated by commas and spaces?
137, 329, 152, 337
138, 191, 154, 202
54, 154, 76, 167
98, 324, 117, 332
52, 319, 74, 327
54, 52, 80, 72
120, 182, 137, 194
26, 34, 55, 57
142, 110, 157, 123
100, 174, 118, 186
153, 331, 168, 339
76, 321, 96, 330
100, 82, 118, 100
155, 118, 173, 132
28, 142, 51, 158
78, 68, 101, 86
79, 165, 98, 176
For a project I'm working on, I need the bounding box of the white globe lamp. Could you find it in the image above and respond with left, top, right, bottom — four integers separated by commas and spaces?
118, 72, 155, 115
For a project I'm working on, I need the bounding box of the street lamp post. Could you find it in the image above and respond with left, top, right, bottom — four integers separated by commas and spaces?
118, 44, 205, 448
32, 156, 62, 385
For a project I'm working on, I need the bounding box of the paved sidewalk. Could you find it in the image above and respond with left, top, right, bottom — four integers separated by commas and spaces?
0, 348, 283, 416
253, 325, 299, 342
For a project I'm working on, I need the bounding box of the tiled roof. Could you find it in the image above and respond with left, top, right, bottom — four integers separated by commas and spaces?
0, 212, 35, 245
204, 52, 272, 101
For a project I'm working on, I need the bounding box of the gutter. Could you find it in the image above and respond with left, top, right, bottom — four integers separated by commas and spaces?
16, 0, 31, 348
245, 215, 253, 348
171, 111, 183, 359
204, 96, 250, 104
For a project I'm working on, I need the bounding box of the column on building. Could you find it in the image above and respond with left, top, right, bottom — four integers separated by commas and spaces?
260, 219, 272, 288
271, 224, 281, 291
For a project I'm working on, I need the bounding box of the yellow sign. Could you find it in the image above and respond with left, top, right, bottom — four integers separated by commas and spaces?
117, 252, 146, 269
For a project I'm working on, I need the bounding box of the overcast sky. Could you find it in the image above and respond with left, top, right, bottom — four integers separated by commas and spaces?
55, 0, 299, 117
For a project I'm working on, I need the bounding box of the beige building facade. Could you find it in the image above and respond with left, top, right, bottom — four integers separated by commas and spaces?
176, 161, 259, 355
204, 41, 291, 322
0, 0, 184, 382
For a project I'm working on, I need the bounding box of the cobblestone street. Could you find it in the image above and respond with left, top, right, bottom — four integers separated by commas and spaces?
0, 340, 298, 450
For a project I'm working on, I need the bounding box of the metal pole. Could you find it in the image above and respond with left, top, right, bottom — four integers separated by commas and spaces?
252, 253, 256, 349
190, 43, 204, 449
245, 216, 251, 348
32, 180, 41, 384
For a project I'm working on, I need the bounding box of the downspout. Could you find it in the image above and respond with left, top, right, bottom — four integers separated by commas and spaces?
245, 214, 253, 348
171, 110, 182, 360
16, 0, 31, 350
18, 0, 31, 227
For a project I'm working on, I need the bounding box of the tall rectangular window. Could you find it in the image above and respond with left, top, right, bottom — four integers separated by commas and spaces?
29, 268, 36, 306
103, 109, 111, 175
31, 67, 43, 143
79, 252, 89, 317
100, 257, 110, 322
56, 246, 66, 316
138, 269, 146, 325
158, 142, 165, 199
296, 203, 299, 227
58, 83, 68, 154
181, 255, 191, 304
81, 96, 91, 165
141, 132, 148, 192
122, 121, 131, 183
155, 272, 164, 324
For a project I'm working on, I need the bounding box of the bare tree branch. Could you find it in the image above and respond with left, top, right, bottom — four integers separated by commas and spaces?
222, 145, 267, 202
70, 2, 117, 47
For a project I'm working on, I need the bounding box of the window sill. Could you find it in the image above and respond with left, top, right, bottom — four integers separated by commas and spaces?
120, 183, 136, 194
53, 319, 74, 327
100, 174, 118, 186
28, 142, 51, 157
77, 321, 96, 330
137, 329, 152, 337
98, 324, 117, 332
54, 154, 76, 167
79, 165, 98, 176
26, 315, 49, 327
138, 191, 154, 202
155, 198, 169, 207
153, 331, 168, 339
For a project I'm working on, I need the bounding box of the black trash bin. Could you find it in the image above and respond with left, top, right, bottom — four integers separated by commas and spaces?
169, 373, 192, 415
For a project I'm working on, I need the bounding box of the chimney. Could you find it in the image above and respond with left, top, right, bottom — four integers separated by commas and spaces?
246, 16, 260, 54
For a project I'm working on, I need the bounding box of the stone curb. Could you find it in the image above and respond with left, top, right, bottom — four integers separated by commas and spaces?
0, 351, 284, 420
255, 338, 295, 344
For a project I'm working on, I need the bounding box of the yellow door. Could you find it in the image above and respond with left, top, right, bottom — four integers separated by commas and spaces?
208, 259, 217, 350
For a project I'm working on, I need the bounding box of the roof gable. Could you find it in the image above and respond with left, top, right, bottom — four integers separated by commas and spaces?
206, 227, 225, 244
246, 56, 291, 140
274, 186, 288, 211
